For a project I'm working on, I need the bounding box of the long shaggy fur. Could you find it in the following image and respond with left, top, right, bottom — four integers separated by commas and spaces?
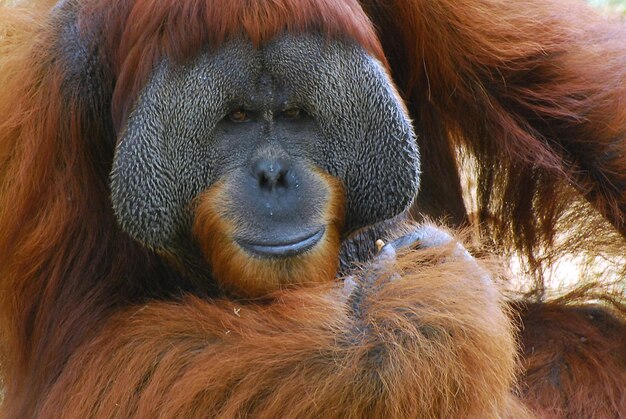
516, 294, 626, 417
35, 244, 528, 418
1, 0, 626, 418
364, 0, 626, 280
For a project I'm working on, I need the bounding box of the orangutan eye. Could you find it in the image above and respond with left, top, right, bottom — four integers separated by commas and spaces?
228, 109, 250, 122
281, 108, 302, 119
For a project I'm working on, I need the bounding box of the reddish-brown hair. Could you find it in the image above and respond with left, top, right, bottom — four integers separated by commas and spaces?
364, 0, 626, 285
80, 0, 386, 130
517, 296, 626, 417
35, 241, 529, 417
0, 0, 382, 414
1, 0, 626, 417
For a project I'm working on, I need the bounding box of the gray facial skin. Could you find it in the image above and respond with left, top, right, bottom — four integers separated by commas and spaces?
110, 33, 420, 282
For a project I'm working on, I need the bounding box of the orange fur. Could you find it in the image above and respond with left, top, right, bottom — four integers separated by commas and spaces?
79, 0, 386, 131
365, 0, 626, 276
193, 172, 345, 298
36, 243, 529, 418
0, 0, 626, 417
516, 299, 626, 418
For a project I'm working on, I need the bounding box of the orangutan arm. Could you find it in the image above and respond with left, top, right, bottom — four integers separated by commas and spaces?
38, 226, 527, 418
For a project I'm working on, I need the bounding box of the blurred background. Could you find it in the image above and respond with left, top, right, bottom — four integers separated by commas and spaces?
589, 0, 626, 13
